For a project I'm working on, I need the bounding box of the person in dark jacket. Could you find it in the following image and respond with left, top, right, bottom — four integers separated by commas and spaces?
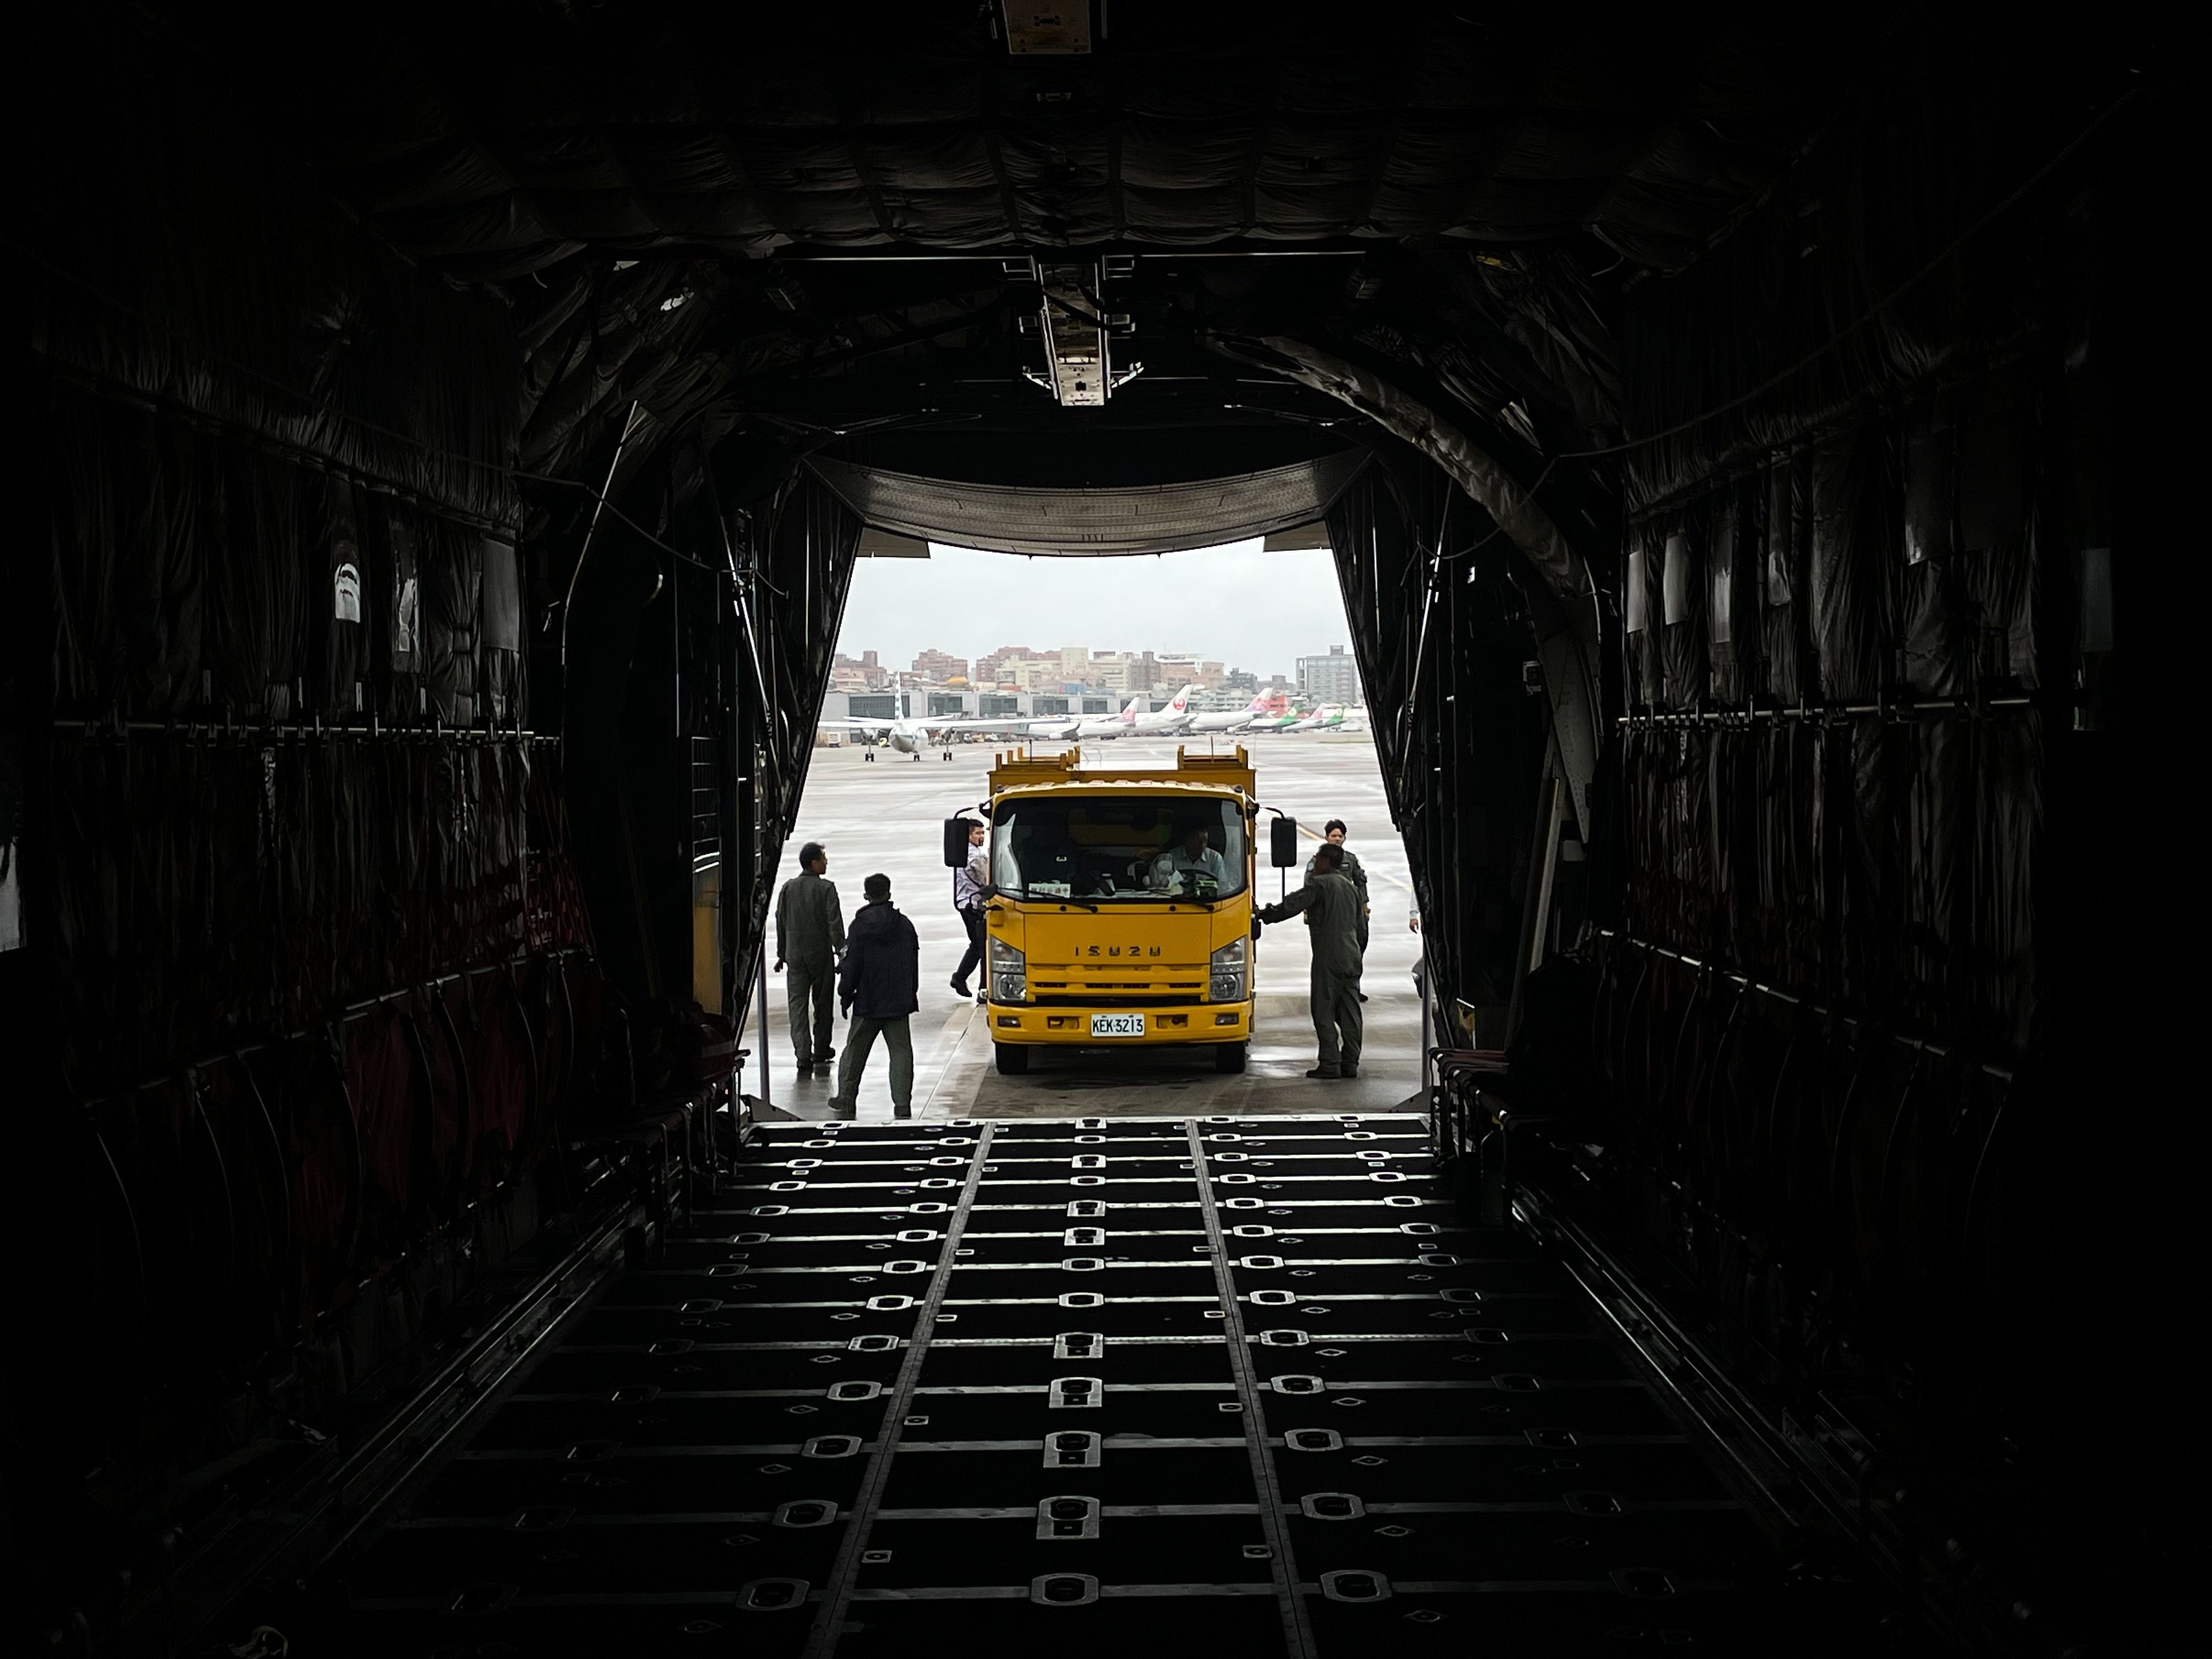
833, 873, 921, 1118
774, 842, 845, 1073
1255, 842, 1364, 1077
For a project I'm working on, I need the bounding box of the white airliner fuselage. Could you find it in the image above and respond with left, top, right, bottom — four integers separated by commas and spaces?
1073, 701, 1137, 739
1123, 684, 1202, 736
820, 710, 1027, 754
1186, 693, 1272, 733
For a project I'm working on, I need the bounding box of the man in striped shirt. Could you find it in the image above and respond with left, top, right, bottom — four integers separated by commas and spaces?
949, 817, 989, 1004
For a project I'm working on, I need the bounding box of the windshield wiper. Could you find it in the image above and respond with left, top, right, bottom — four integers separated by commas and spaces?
1018, 891, 1099, 912
1103, 889, 1218, 909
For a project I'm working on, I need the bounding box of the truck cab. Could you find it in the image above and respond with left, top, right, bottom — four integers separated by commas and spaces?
949, 746, 1288, 1076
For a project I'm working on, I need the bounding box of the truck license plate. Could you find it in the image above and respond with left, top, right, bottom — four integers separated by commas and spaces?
1090, 1013, 1146, 1038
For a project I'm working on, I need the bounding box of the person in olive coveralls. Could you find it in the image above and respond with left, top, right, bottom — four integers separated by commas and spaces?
1254, 842, 1364, 1078
774, 842, 846, 1073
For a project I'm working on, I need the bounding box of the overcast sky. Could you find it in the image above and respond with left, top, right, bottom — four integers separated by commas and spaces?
835, 540, 1354, 680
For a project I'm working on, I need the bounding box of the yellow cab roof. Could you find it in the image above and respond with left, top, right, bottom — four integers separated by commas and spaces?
986, 744, 1256, 805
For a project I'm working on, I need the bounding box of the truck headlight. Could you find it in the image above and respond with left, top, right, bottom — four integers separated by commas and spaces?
988, 938, 1026, 1003
1209, 937, 1248, 1003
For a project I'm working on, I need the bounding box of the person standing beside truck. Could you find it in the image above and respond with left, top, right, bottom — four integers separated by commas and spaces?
1255, 842, 1364, 1078
1307, 818, 1372, 998
950, 816, 989, 1003
835, 873, 921, 1119
774, 842, 845, 1074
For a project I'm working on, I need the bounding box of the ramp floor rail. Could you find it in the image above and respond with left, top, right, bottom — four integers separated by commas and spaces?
297, 1115, 1865, 1656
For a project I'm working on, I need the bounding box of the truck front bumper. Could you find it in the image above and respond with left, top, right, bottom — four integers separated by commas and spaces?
985, 1001, 1251, 1046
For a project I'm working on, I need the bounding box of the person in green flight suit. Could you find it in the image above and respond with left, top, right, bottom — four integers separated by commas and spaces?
1255, 841, 1364, 1079
1306, 819, 1372, 997
774, 841, 846, 1073
1291, 822, 1362, 942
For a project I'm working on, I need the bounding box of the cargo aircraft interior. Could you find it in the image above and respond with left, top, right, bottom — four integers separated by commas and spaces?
0, 5, 2194, 1656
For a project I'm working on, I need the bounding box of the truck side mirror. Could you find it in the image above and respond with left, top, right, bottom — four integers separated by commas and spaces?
943, 818, 973, 868
1270, 817, 1300, 868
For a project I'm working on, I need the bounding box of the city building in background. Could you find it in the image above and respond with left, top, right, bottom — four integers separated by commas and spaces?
1297, 645, 1362, 706
828, 647, 890, 693
975, 644, 1045, 684
831, 631, 1350, 716
912, 647, 969, 682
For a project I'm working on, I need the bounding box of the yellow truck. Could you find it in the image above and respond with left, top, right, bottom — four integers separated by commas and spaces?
945, 745, 1297, 1076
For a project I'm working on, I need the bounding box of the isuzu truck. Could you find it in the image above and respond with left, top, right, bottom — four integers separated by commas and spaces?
945, 745, 1297, 1075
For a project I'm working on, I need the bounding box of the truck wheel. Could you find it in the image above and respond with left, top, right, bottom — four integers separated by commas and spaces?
1214, 1041, 1248, 1074
995, 1043, 1031, 1076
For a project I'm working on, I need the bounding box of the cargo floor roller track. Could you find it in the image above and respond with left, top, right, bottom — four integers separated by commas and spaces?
326, 1116, 1859, 1656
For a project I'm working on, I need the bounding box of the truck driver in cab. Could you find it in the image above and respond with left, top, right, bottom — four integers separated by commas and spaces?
1152, 819, 1227, 894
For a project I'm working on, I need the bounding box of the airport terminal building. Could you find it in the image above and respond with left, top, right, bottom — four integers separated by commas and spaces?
826, 687, 1126, 724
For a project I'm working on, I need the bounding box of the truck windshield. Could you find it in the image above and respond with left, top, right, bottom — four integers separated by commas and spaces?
991, 796, 1249, 902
